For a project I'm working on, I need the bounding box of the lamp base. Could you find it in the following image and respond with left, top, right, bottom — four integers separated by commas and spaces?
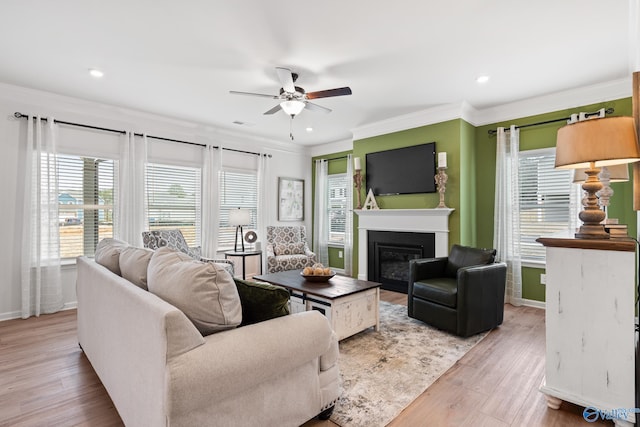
575, 165, 608, 239
233, 226, 245, 252
575, 224, 609, 239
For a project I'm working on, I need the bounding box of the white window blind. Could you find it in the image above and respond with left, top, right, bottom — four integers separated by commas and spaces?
518, 148, 578, 263
328, 173, 348, 244
219, 169, 257, 250
57, 154, 116, 259
145, 163, 201, 247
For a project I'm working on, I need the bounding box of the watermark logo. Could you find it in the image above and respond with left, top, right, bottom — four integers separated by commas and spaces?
583, 406, 640, 422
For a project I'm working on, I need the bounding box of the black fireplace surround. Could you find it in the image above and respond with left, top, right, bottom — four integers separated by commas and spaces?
367, 230, 435, 293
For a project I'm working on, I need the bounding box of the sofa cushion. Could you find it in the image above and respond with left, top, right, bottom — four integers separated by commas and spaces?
234, 279, 290, 326
147, 247, 242, 336
445, 244, 496, 278
119, 247, 154, 290
94, 238, 129, 276
274, 242, 305, 256
413, 278, 458, 308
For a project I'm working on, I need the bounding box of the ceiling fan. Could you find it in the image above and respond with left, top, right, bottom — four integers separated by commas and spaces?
230, 67, 352, 118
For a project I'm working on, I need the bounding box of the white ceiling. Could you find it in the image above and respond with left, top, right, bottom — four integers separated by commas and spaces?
0, 1, 634, 146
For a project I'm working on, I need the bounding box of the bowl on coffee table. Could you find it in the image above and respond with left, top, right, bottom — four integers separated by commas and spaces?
301, 271, 336, 282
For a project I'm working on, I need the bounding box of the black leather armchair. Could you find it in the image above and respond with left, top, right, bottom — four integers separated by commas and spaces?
408, 244, 507, 337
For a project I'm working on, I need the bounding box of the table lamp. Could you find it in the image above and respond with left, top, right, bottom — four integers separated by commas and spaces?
228, 208, 251, 252
556, 116, 640, 239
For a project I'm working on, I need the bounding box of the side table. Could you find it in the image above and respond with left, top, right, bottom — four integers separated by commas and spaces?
224, 250, 262, 280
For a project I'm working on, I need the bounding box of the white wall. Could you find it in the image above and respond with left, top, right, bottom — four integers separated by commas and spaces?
0, 83, 312, 320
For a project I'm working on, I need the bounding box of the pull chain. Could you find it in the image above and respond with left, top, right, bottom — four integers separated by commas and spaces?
289, 115, 295, 141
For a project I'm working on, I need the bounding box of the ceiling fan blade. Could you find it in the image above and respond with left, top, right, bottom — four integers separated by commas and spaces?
306, 87, 352, 100
230, 90, 278, 99
305, 101, 331, 114
275, 67, 296, 93
264, 104, 282, 115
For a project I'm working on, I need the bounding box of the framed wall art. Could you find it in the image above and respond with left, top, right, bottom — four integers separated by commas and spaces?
278, 177, 304, 221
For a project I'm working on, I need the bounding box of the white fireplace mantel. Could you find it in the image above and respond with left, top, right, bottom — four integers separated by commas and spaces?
354, 208, 454, 281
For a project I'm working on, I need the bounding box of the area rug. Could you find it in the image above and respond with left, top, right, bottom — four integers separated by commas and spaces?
330, 301, 488, 427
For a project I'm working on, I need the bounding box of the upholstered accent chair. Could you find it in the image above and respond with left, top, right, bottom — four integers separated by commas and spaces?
141, 229, 234, 275
266, 226, 317, 273
407, 244, 507, 337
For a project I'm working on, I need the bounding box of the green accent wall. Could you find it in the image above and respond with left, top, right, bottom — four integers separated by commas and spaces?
313, 97, 636, 303
351, 119, 476, 278
474, 97, 634, 302
328, 247, 345, 269
311, 150, 351, 270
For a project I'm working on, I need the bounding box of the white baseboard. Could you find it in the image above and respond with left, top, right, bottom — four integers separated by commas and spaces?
520, 298, 546, 310
0, 301, 78, 322
0, 310, 22, 322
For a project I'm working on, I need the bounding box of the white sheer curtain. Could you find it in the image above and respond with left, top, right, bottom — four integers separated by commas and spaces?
257, 152, 271, 269
202, 145, 222, 258
493, 125, 522, 306
313, 159, 329, 266
344, 154, 354, 276
115, 132, 148, 246
21, 116, 64, 318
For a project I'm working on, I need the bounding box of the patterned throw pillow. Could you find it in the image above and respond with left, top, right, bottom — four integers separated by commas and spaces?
274, 242, 305, 256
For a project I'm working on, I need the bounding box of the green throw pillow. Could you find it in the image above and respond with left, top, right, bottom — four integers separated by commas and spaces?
233, 279, 290, 326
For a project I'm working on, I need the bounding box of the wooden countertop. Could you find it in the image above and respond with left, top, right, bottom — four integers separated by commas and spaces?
535, 235, 637, 252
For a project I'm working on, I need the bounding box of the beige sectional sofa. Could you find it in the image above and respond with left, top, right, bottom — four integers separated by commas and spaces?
76, 241, 341, 427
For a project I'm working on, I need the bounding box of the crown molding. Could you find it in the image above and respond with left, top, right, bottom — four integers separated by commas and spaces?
345, 78, 632, 144
352, 102, 476, 141
0, 82, 306, 155
470, 77, 632, 126
308, 137, 353, 158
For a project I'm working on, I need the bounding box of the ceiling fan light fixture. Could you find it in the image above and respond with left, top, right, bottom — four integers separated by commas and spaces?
280, 100, 305, 116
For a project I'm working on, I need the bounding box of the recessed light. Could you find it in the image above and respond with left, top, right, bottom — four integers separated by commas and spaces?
89, 68, 104, 78
306, 127, 313, 132
476, 75, 490, 84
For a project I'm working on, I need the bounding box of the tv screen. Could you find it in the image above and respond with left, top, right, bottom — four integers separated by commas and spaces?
365, 142, 437, 196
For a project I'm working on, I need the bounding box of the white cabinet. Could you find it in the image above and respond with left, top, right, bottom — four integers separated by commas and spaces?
538, 237, 636, 426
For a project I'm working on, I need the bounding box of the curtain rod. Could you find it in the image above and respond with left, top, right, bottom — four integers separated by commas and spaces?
13, 112, 271, 157
487, 107, 615, 136
323, 155, 349, 161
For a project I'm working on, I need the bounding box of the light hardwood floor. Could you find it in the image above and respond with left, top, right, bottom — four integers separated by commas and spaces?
0, 291, 612, 426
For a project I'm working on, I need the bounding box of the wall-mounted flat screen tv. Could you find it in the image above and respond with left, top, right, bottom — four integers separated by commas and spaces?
365, 142, 436, 196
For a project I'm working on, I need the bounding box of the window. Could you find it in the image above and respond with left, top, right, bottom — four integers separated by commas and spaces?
328, 173, 348, 244
57, 155, 116, 259
518, 148, 579, 263
146, 163, 201, 247
219, 169, 258, 250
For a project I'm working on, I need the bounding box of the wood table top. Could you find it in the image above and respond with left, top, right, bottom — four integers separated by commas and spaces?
254, 269, 381, 300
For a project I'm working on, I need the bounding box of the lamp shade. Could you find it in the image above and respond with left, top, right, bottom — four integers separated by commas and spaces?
228, 208, 251, 226
572, 163, 630, 183
280, 100, 305, 116
555, 116, 640, 169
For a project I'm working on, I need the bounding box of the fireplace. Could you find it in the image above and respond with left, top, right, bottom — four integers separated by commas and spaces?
368, 230, 435, 293
354, 208, 454, 283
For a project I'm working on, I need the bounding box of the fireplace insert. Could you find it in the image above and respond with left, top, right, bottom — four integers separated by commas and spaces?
368, 230, 435, 293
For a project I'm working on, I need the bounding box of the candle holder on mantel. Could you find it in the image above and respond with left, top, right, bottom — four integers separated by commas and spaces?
354, 169, 363, 209
435, 167, 448, 208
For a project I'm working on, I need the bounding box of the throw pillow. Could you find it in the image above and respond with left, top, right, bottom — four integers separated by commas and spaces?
274, 242, 305, 256
119, 247, 154, 290
94, 238, 129, 276
147, 247, 242, 336
233, 278, 290, 326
